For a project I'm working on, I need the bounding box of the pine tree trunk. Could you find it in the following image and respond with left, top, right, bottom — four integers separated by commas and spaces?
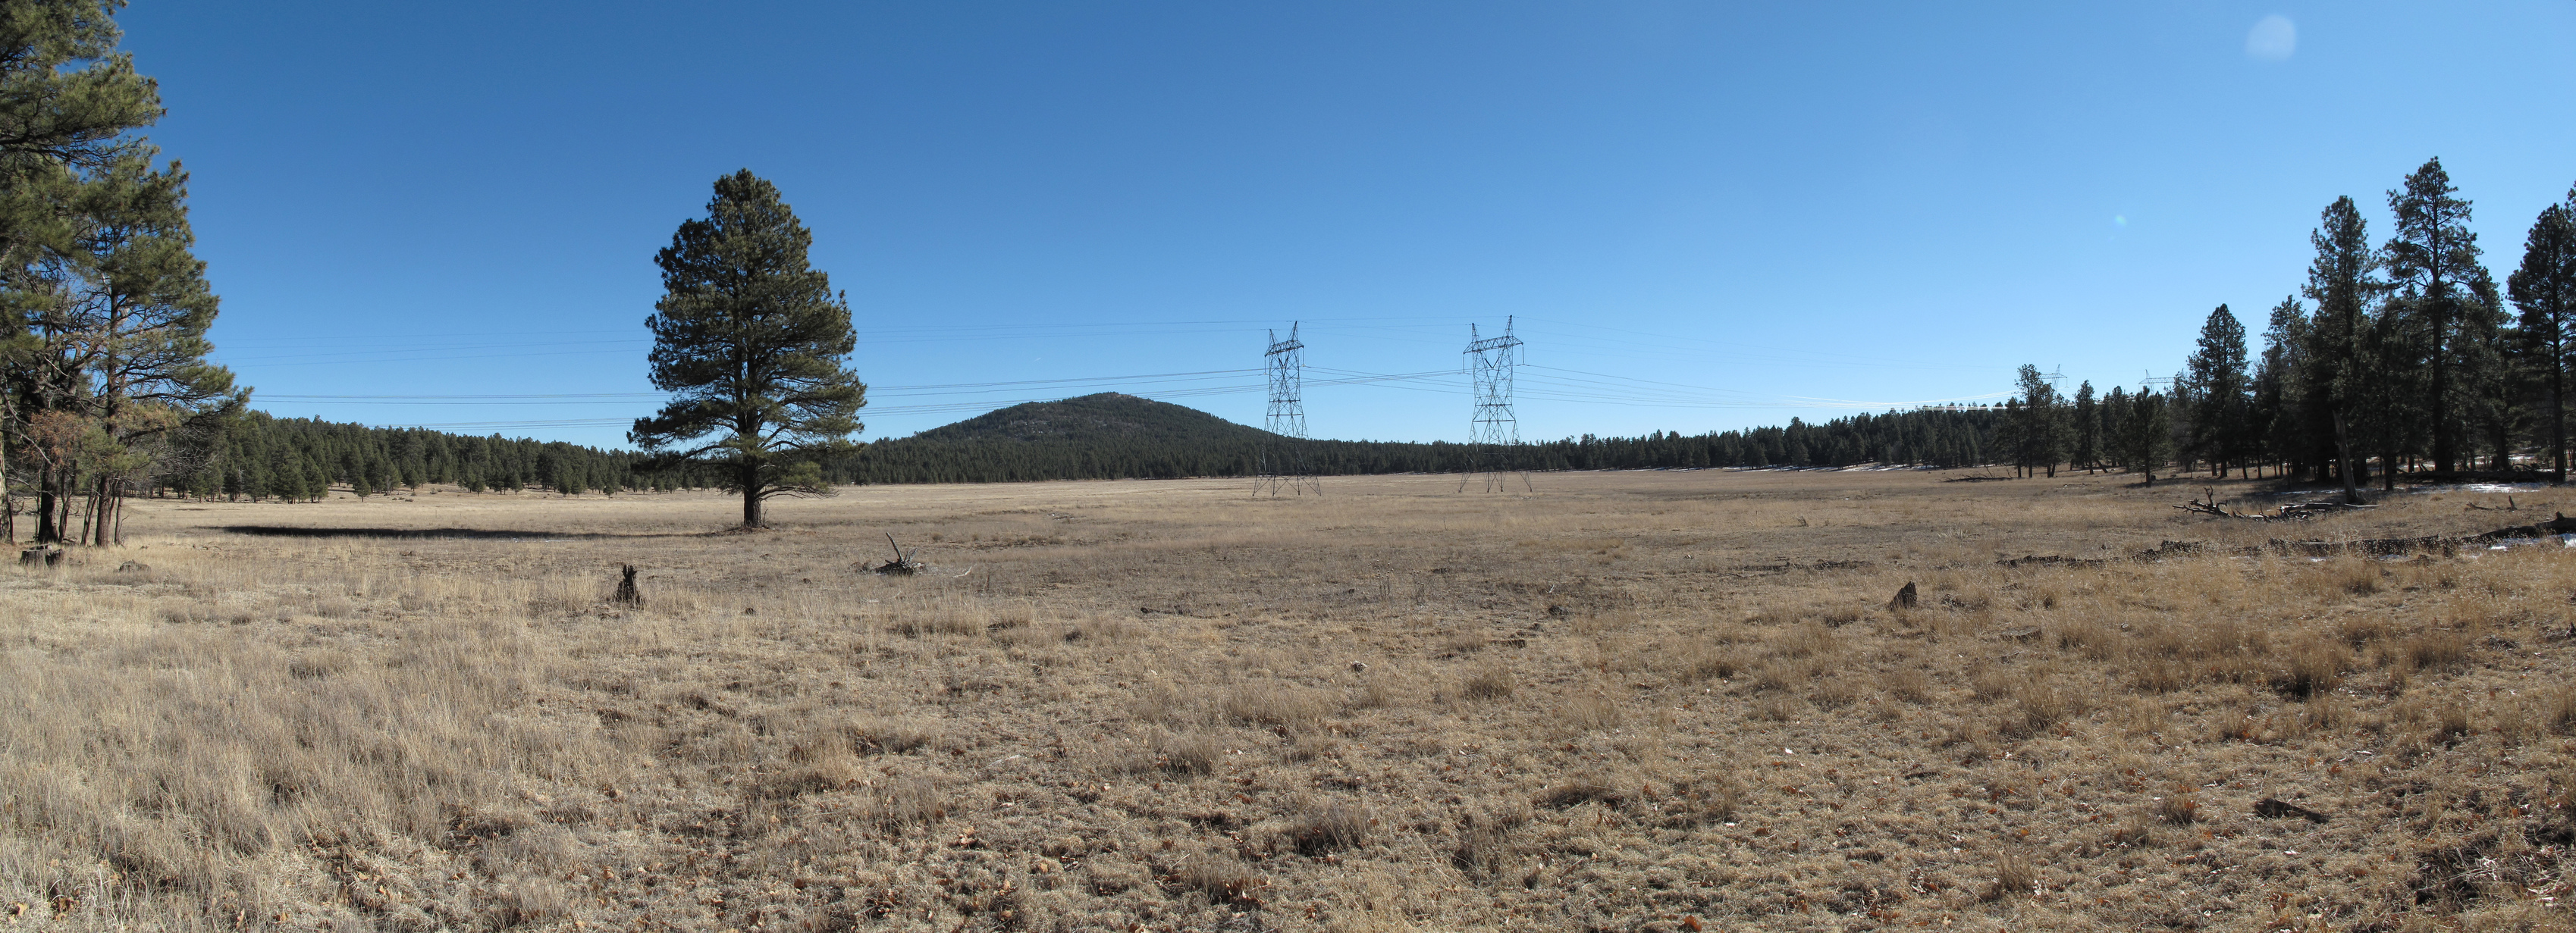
2555, 362, 2568, 485
2332, 411, 2363, 505
93, 477, 119, 547
35, 468, 58, 544
0, 411, 10, 546
2432, 353, 2453, 473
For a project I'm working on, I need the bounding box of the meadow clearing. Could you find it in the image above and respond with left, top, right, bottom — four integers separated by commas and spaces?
5, 468, 2576, 932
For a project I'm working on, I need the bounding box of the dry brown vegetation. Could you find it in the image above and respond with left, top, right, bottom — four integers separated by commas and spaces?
8, 470, 2576, 931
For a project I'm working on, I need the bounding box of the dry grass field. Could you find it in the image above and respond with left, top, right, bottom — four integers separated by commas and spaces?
8, 468, 2576, 931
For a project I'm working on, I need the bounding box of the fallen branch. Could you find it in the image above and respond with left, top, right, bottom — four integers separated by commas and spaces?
1998, 554, 2109, 569
2261, 512, 2576, 557
2000, 540, 2202, 569
2176, 488, 2375, 521
2273, 500, 2374, 518
2468, 512, 2576, 542
2174, 488, 2232, 518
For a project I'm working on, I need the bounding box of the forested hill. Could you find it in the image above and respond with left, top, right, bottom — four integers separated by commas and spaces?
836, 393, 1275, 484
151, 394, 2011, 500
827, 393, 2008, 484
911, 393, 1271, 445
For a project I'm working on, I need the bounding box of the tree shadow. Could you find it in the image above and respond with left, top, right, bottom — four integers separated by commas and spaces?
216, 526, 703, 540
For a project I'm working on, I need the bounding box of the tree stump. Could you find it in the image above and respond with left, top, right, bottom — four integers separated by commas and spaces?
613, 565, 642, 606
1888, 581, 1918, 609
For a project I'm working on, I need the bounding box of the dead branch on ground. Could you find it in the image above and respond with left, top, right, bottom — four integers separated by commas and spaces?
2174, 488, 2374, 521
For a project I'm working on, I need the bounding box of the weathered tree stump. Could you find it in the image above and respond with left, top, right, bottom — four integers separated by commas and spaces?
870, 534, 925, 575
613, 565, 642, 606
1888, 581, 1918, 609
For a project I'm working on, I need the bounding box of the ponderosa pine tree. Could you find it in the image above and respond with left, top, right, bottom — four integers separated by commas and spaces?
2460, 268, 2518, 471
2510, 190, 2576, 484
2100, 385, 2130, 470
2382, 158, 2487, 473
2071, 380, 2098, 473
2118, 389, 2173, 484
2184, 305, 2250, 477
2254, 296, 2309, 478
630, 170, 867, 529
60, 152, 238, 544
1, 0, 233, 545
2304, 196, 2377, 503
2010, 365, 2066, 476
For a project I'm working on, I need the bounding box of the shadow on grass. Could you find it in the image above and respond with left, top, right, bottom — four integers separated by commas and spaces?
217, 526, 704, 540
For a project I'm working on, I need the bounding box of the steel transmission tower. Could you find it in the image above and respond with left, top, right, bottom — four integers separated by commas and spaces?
1255, 322, 1321, 496
1461, 316, 1530, 493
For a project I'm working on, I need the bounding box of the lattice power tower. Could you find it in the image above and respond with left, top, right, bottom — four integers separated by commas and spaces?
1461, 316, 1530, 493
1255, 322, 1321, 497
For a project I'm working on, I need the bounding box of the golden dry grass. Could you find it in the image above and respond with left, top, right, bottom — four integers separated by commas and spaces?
5, 469, 2576, 931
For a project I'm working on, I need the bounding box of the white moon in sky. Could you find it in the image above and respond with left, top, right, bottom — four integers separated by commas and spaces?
2245, 15, 2296, 61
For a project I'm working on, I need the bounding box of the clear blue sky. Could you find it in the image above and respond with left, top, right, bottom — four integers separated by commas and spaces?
120, 2, 2576, 449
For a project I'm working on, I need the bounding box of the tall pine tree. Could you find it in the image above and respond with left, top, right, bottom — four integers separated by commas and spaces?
2304, 196, 2378, 503
631, 171, 867, 528
2184, 305, 2250, 477
2511, 188, 2576, 484
2381, 158, 2487, 473
1, 0, 228, 545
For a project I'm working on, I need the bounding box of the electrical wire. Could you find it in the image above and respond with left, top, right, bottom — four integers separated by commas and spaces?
224, 315, 2019, 434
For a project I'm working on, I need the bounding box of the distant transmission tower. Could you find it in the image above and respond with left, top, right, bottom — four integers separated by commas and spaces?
1461, 316, 1530, 493
1255, 322, 1321, 497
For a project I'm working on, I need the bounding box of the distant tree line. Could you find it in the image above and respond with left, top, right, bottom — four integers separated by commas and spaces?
141, 412, 722, 503
60, 403, 2016, 502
